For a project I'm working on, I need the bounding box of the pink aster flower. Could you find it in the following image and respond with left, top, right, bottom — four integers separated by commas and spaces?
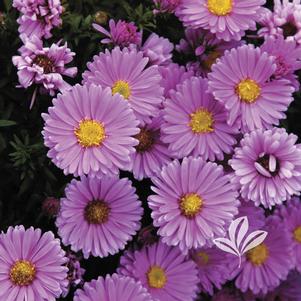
233, 216, 293, 295
74, 274, 153, 301
82, 46, 164, 125
93, 19, 142, 47
275, 198, 301, 272
261, 35, 301, 91
129, 113, 172, 180
230, 128, 301, 208
190, 246, 233, 295
119, 241, 199, 301
0, 225, 68, 301
208, 45, 294, 132
56, 176, 143, 258
162, 77, 238, 161
258, 0, 301, 44
148, 157, 239, 253
153, 0, 180, 14
42, 84, 139, 177
12, 35, 77, 107
176, 0, 265, 41
13, 0, 63, 39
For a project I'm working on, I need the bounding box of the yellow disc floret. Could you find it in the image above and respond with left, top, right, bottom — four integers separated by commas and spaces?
247, 244, 269, 266
10, 260, 36, 286
236, 79, 261, 103
147, 266, 167, 289
189, 109, 214, 134
207, 0, 233, 16
180, 193, 203, 218
112, 80, 131, 99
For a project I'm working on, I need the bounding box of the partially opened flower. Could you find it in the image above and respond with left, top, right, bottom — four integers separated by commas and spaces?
119, 241, 199, 301
93, 19, 142, 47
153, 0, 180, 14
82, 47, 164, 124
230, 128, 301, 208
162, 77, 238, 161
42, 84, 139, 177
176, 0, 265, 41
148, 156, 239, 253
74, 274, 153, 301
208, 45, 294, 132
233, 216, 293, 294
56, 176, 143, 258
0, 225, 68, 301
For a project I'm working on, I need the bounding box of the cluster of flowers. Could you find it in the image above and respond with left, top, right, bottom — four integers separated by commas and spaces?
5, 0, 301, 300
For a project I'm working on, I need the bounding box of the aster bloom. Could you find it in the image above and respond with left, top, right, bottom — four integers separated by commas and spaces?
119, 241, 199, 301
233, 216, 293, 294
258, 0, 301, 44
42, 84, 139, 177
82, 47, 164, 125
13, 0, 63, 39
12, 35, 77, 107
129, 114, 172, 180
230, 128, 301, 208
190, 246, 233, 295
208, 45, 294, 132
148, 157, 239, 253
0, 225, 68, 301
56, 176, 143, 258
261, 35, 301, 91
176, 0, 265, 41
162, 77, 238, 161
153, 0, 180, 14
93, 19, 142, 47
276, 198, 301, 272
74, 274, 153, 301
141, 33, 174, 66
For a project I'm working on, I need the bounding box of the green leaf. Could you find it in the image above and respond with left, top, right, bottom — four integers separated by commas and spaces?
0, 120, 16, 127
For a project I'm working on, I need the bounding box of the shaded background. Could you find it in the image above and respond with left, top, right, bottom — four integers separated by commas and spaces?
0, 0, 299, 300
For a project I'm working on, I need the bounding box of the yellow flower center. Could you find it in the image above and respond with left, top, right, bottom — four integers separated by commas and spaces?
189, 109, 214, 134
197, 251, 209, 265
112, 80, 131, 99
10, 260, 36, 286
293, 226, 301, 243
84, 200, 110, 224
180, 193, 203, 218
207, 0, 233, 16
247, 244, 269, 266
147, 266, 167, 289
201, 51, 221, 72
75, 119, 106, 148
236, 79, 261, 103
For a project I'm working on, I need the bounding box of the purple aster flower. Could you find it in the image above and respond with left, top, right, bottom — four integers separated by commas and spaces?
129, 113, 172, 180
42, 84, 139, 177
153, 0, 180, 14
190, 246, 233, 295
176, 0, 265, 41
141, 33, 174, 66
12, 35, 77, 108
148, 157, 239, 253
233, 216, 293, 295
258, 0, 301, 44
13, 0, 63, 39
162, 77, 238, 161
119, 241, 199, 301
0, 225, 68, 301
82, 46, 164, 125
275, 198, 301, 272
56, 176, 143, 258
261, 35, 301, 91
159, 63, 193, 99
265, 271, 301, 301
93, 19, 142, 47
208, 45, 294, 132
230, 128, 301, 208
74, 274, 153, 301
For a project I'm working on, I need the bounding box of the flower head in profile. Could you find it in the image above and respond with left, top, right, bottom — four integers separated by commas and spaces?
208, 45, 294, 132
0, 225, 68, 301
176, 0, 265, 41
56, 176, 143, 258
74, 274, 153, 301
119, 241, 199, 301
93, 19, 142, 47
13, 0, 63, 39
42, 84, 139, 177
